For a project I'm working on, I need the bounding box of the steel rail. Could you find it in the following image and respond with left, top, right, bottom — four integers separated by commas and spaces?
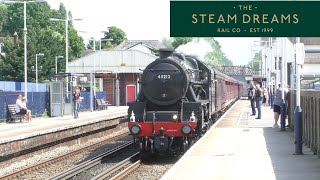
50, 140, 134, 180
0, 133, 130, 180
92, 152, 141, 180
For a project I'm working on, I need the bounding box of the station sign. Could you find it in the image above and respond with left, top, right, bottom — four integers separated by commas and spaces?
170, 1, 320, 37
95, 73, 116, 78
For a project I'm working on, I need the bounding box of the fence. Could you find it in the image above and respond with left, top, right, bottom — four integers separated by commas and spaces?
0, 91, 107, 122
0, 81, 46, 92
288, 90, 320, 158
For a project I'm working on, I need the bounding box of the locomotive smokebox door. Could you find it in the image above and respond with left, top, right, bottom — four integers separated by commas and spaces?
182, 102, 202, 122
128, 102, 146, 122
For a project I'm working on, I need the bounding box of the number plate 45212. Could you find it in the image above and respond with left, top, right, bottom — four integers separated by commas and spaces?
157, 75, 171, 79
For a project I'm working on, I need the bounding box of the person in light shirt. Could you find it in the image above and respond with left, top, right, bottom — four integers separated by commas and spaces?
21, 97, 32, 122
15, 94, 27, 121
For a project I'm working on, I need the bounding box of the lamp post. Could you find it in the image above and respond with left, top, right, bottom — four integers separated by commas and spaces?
294, 37, 304, 155
79, 31, 112, 111
99, 38, 113, 69
49, 15, 82, 98
55, 55, 64, 81
0, 43, 3, 57
35, 53, 44, 92
90, 38, 96, 111
280, 38, 287, 131
2, 0, 46, 98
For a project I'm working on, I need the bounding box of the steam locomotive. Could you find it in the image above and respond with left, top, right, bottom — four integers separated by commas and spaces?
128, 49, 242, 154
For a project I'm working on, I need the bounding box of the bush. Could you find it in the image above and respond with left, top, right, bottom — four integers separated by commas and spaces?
42, 109, 49, 118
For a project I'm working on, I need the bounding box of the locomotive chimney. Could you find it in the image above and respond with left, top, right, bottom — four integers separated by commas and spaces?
159, 48, 174, 58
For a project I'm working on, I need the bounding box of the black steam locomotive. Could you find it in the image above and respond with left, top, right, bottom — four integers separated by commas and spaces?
128, 49, 242, 154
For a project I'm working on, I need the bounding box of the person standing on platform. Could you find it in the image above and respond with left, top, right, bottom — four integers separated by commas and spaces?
248, 81, 256, 116
269, 85, 275, 109
255, 83, 263, 119
73, 86, 81, 119
273, 84, 283, 128
263, 87, 269, 107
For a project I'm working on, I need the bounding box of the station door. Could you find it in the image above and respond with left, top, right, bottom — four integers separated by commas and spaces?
126, 85, 136, 105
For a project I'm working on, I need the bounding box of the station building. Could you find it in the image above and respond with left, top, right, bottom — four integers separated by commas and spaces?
68, 40, 165, 106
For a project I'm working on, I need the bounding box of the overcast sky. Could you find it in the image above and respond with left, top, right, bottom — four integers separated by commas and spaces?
46, 0, 259, 66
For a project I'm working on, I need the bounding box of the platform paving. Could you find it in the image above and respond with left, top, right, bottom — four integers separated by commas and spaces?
0, 106, 128, 141
162, 100, 320, 180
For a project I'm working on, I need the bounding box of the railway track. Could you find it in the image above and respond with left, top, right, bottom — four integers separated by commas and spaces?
92, 152, 141, 180
0, 133, 131, 180
50, 140, 135, 180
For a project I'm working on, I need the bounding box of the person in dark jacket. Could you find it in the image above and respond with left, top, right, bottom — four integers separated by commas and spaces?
73, 86, 81, 119
248, 82, 256, 116
255, 84, 263, 119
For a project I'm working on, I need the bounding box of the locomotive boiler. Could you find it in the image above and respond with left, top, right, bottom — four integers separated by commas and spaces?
128, 49, 242, 154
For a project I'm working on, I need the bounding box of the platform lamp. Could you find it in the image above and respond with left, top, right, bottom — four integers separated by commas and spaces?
49, 15, 82, 99
35, 53, 44, 92
2, 0, 47, 98
55, 55, 64, 81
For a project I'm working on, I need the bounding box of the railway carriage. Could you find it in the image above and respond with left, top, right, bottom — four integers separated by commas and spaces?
128, 49, 242, 154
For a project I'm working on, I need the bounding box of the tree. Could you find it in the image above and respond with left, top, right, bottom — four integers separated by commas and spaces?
247, 51, 262, 71
204, 38, 233, 66
102, 26, 127, 48
0, 5, 8, 35
0, 37, 23, 81
0, 2, 84, 82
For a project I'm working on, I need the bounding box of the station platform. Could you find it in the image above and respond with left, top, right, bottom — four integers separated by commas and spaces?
0, 106, 128, 158
162, 99, 320, 180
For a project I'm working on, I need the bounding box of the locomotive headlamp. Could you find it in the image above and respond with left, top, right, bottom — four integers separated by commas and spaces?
190, 111, 196, 122
130, 112, 135, 122
181, 124, 192, 135
172, 114, 178, 120
130, 124, 142, 135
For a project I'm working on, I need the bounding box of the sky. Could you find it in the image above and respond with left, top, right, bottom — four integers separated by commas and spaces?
46, 0, 259, 66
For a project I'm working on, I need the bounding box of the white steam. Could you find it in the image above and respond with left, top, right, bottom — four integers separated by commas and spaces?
175, 38, 212, 61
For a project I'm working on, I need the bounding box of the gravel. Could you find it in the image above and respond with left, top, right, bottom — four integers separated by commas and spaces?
0, 128, 129, 179
123, 154, 180, 180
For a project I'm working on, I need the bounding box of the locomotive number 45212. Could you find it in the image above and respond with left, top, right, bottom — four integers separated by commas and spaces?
157, 74, 171, 79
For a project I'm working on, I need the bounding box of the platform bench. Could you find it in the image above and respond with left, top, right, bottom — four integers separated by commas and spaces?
96, 99, 109, 110
7, 104, 24, 123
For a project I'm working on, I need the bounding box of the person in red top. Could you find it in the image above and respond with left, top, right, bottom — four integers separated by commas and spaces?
73, 86, 81, 119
